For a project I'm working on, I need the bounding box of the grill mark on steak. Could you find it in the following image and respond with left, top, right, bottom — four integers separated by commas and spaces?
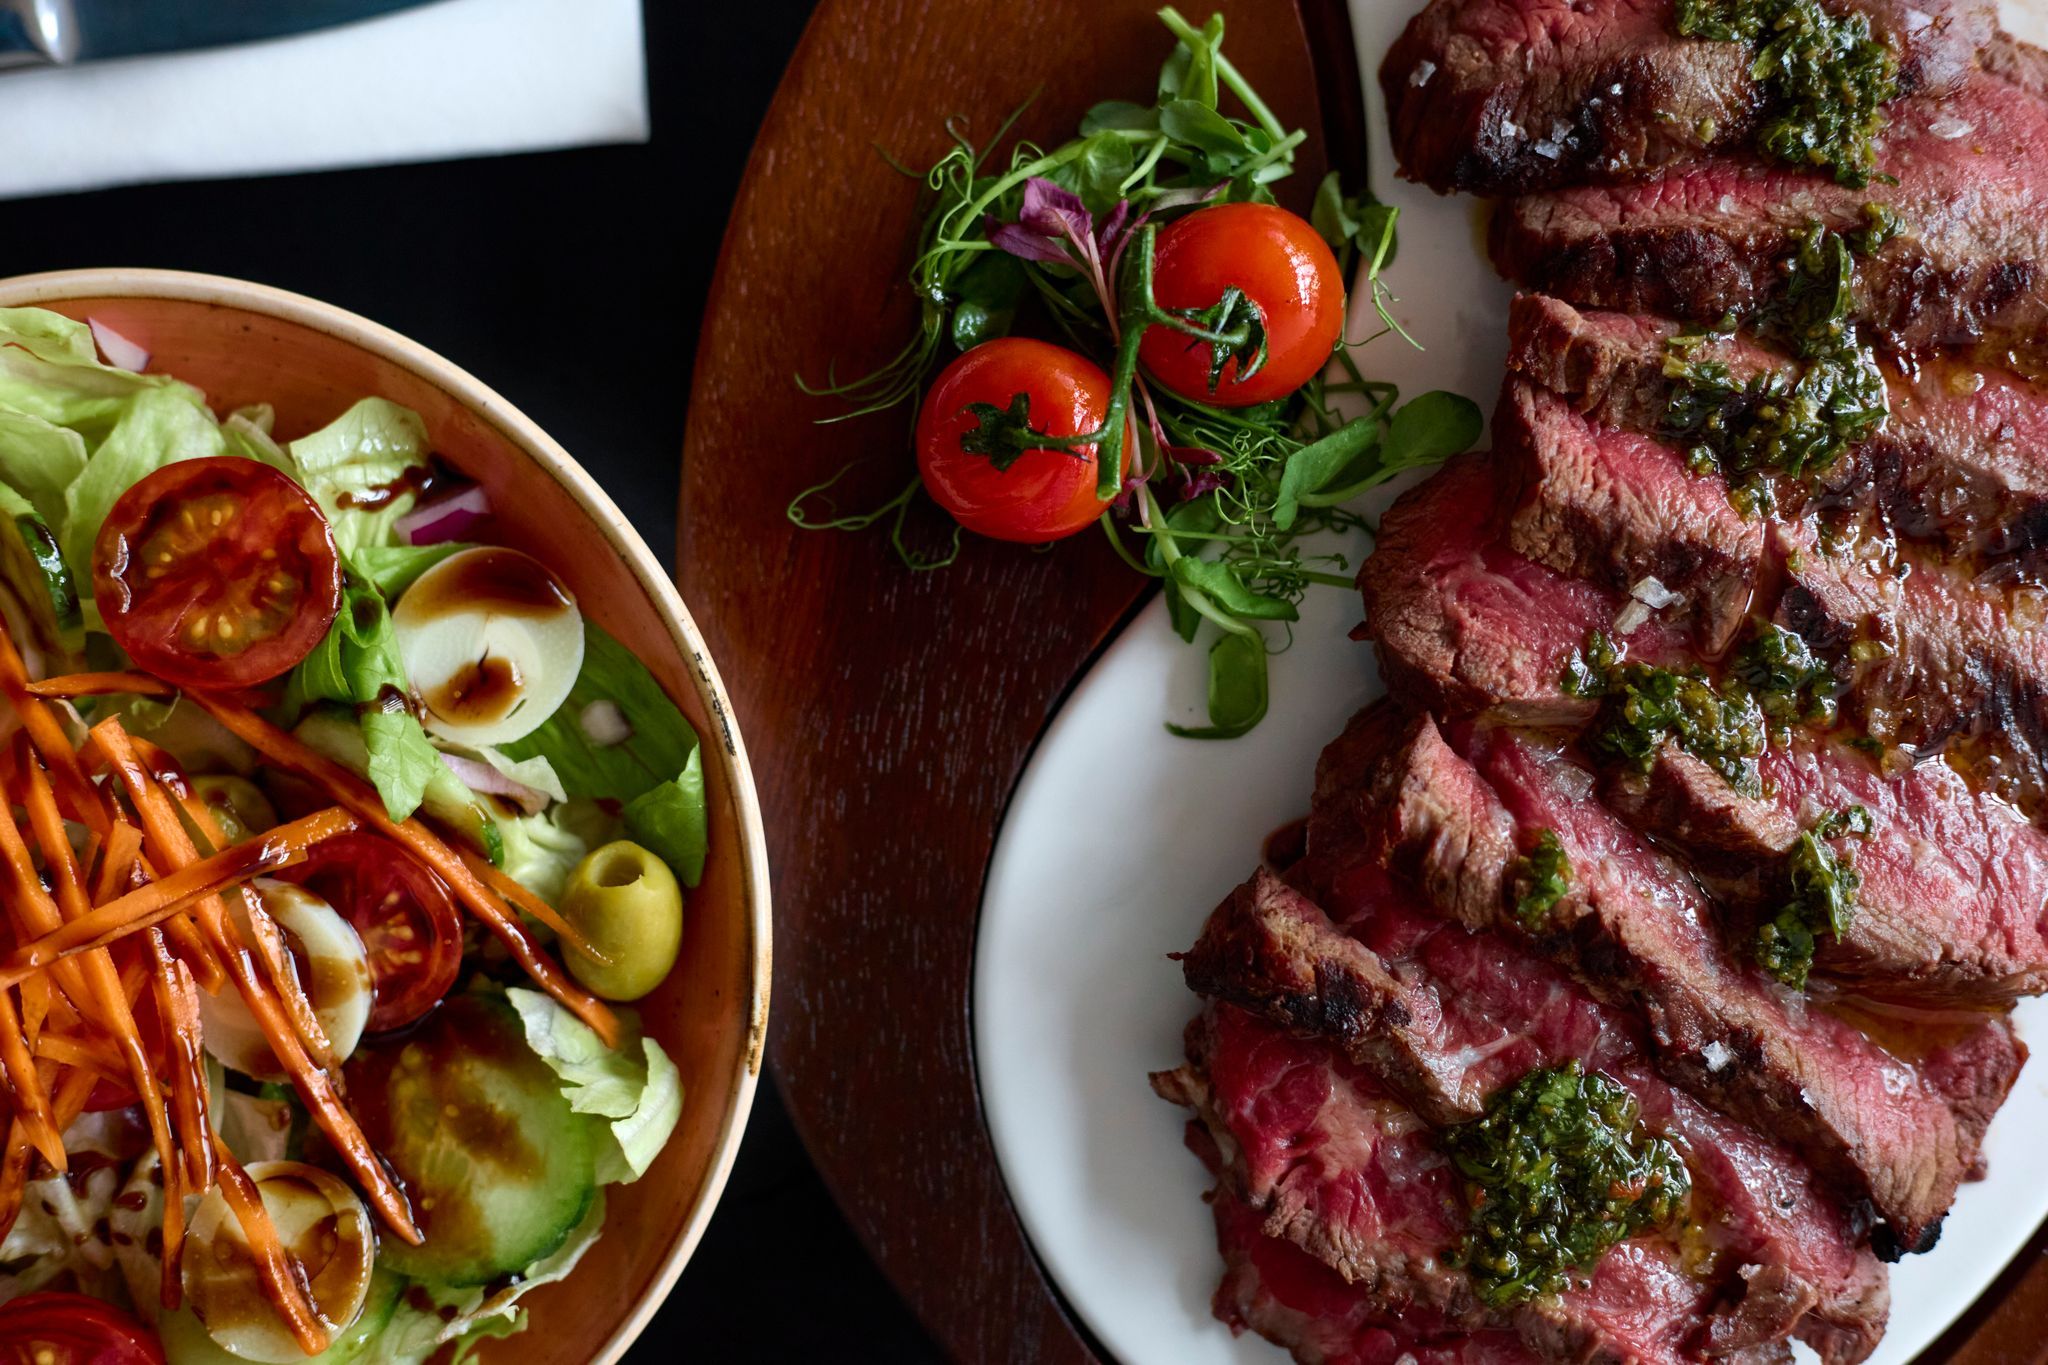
1491, 60, 2048, 360
1507, 294, 2048, 571
1354, 714, 2024, 1255
1161, 1004, 1849, 1364
1605, 735, 2048, 1001
1379, 0, 1993, 195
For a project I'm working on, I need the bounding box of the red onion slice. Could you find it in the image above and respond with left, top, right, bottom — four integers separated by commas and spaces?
393, 484, 491, 545
89, 318, 150, 373
438, 752, 549, 815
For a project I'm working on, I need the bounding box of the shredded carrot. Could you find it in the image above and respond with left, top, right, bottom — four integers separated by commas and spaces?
91, 821, 147, 904
0, 633, 105, 830
27, 671, 176, 700
186, 694, 623, 1046
211, 1147, 332, 1356
0, 808, 357, 985
145, 931, 216, 1194
14, 740, 180, 1195
0, 986, 64, 1171
459, 847, 606, 960
93, 723, 420, 1243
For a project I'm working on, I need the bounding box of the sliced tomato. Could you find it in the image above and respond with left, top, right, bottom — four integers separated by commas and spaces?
915, 338, 1134, 544
274, 833, 462, 1032
1139, 202, 1346, 407
0, 1293, 165, 1364
93, 457, 342, 690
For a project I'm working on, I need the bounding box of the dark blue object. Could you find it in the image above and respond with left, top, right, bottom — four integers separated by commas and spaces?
0, 0, 444, 69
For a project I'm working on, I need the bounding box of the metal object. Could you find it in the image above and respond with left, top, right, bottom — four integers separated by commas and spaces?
0, 0, 441, 70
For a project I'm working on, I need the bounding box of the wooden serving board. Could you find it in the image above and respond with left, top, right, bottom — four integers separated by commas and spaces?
678, 0, 2048, 1359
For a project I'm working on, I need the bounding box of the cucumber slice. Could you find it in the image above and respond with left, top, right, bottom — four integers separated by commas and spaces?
157, 1266, 402, 1364
292, 707, 504, 862
0, 483, 81, 659
346, 994, 596, 1286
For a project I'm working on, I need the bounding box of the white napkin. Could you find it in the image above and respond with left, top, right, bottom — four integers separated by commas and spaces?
0, 0, 648, 201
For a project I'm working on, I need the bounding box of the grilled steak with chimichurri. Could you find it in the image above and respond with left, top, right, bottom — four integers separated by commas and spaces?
1491, 60, 2048, 360
1380, 0, 1993, 194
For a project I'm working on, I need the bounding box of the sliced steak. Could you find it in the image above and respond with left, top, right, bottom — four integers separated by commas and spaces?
1209, 1187, 1536, 1365
1380, 0, 1993, 195
1356, 714, 2023, 1256
1606, 736, 2048, 1001
1491, 64, 2048, 359
1357, 452, 1693, 721
1507, 293, 2048, 569
1498, 380, 1764, 652
1493, 378, 2048, 811
1161, 1004, 1834, 1364
1180, 857, 1891, 1362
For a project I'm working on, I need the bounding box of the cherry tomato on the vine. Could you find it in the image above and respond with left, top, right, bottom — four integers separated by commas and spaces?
0, 1293, 165, 1364
915, 337, 1135, 544
1139, 202, 1345, 407
92, 456, 342, 690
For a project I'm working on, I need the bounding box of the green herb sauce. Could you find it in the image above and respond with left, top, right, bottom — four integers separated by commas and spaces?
1662, 221, 1889, 504
1567, 634, 1768, 796
1731, 621, 1841, 731
1443, 1062, 1691, 1307
1510, 829, 1572, 930
1754, 806, 1873, 987
1675, 0, 1899, 187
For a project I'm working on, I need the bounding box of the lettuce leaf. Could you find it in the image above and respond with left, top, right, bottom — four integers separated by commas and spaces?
349, 541, 472, 598
505, 987, 683, 1185
497, 623, 707, 887
287, 397, 431, 556
361, 706, 443, 823
0, 412, 87, 528
0, 308, 184, 441
58, 385, 226, 583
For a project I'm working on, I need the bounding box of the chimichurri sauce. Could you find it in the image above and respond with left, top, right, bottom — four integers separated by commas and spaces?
1565, 633, 1769, 796
1510, 828, 1572, 930
1755, 805, 1873, 987
1675, 0, 1899, 187
1443, 1062, 1691, 1307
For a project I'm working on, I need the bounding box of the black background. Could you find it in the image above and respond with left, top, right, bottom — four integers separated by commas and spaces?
0, 1, 949, 1359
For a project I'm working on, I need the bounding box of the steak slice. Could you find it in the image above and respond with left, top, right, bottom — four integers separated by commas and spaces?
1356, 451, 1693, 722
1356, 714, 2024, 1256
1379, 0, 1993, 195
1490, 62, 2048, 359
1494, 377, 2048, 812
1507, 293, 2048, 569
1498, 380, 1764, 652
1605, 736, 2048, 1001
1160, 1004, 1835, 1365
1209, 1187, 1536, 1365
1180, 859, 1891, 1363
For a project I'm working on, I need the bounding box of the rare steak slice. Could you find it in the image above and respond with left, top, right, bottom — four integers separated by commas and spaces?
1179, 860, 1890, 1363
1356, 452, 1693, 722
1605, 735, 2048, 1002
1379, 0, 1992, 194
1356, 714, 2024, 1256
1209, 1187, 1536, 1365
1506, 293, 2048, 569
1159, 1004, 1833, 1365
1490, 63, 2048, 359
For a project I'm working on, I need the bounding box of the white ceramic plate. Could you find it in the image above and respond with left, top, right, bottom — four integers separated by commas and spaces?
973, 3, 2048, 1362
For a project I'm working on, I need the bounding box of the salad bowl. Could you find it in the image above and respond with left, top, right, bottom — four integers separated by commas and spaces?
0, 266, 771, 1365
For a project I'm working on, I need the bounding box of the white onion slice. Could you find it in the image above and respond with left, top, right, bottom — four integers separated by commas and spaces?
184, 1161, 374, 1363
199, 881, 371, 1083
88, 318, 150, 372
440, 751, 550, 814
579, 699, 632, 747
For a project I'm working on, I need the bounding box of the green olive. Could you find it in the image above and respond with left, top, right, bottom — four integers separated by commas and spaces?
189, 775, 278, 847
560, 841, 684, 1002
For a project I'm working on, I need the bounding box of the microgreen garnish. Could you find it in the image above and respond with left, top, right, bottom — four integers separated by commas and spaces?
791, 8, 1482, 738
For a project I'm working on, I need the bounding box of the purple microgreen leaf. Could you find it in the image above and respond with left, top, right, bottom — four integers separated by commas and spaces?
987, 218, 1078, 266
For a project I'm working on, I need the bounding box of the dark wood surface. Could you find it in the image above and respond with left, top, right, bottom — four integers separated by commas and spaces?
677, 1, 1336, 1359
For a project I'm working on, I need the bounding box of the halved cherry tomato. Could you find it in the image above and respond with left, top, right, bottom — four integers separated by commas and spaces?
274, 833, 462, 1032
915, 338, 1135, 544
0, 1293, 165, 1364
93, 457, 342, 690
1138, 202, 1345, 407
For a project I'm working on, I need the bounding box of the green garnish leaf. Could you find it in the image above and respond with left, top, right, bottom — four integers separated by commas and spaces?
1167, 629, 1269, 740
1170, 555, 1298, 620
